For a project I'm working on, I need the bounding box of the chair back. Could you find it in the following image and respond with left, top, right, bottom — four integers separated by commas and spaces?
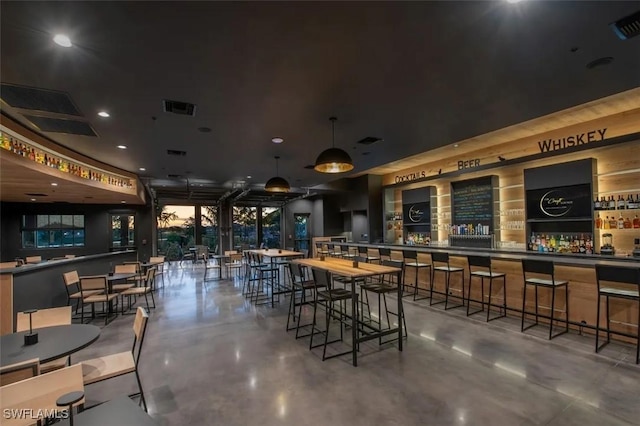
224, 250, 238, 256
340, 245, 350, 253
123, 261, 142, 273
132, 307, 150, 366
115, 264, 137, 274
402, 250, 417, 260
0, 364, 84, 418
595, 265, 640, 294
300, 249, 309, 259
25, 256, 42, 264
63, 270, 80, 287
381, 259, 404, 283
379, 247, 391, 258
354, 256, 367, 263
311, 268, 330, 288
431, 251, 450, 264
16, 307, 72, 332
467, 255, 491, 268
64, 254, 76, 259
145, 267, 156, 288
80, 275, 108, 293
229, 253, 243, 263
149, 256, 165, 263
358, 246, 368, 254
288, 263, 304, 283
521, 259, 554, 275
0, 358, 40, 387
0, 261, 18, 269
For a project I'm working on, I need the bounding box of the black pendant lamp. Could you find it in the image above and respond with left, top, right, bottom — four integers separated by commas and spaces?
265, 156, 290, 193
314, 116, 354, 173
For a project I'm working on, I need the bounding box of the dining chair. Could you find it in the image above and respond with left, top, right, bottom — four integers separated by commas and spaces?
81, 307, 150, 411
120, 268, 156, 314
0, 358, 40, 387
79, 275, 119, 325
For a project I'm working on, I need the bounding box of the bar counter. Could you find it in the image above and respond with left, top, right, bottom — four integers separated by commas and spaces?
0, 250, 137, 334
334, 242, 639, 342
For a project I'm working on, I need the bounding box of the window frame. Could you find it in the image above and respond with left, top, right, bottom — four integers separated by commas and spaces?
21, 214, 85, 249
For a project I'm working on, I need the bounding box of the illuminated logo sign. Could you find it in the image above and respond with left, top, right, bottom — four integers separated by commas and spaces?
408, 205, 425, 223
539, 189, 574, 217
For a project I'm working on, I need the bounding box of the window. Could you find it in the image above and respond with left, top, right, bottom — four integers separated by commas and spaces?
233, 206, 257, 249
261, 207, 281, 248
201, 205, 219, 253
21, 214, 85, 248
111, 214, 136, 248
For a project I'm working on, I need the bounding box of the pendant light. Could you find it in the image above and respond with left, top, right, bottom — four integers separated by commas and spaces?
265, 155, 290, 192
314, 116, 354, 173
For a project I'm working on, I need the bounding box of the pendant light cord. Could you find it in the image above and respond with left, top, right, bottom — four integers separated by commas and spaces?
275, 156, 280, 175
330, 117, 337, 148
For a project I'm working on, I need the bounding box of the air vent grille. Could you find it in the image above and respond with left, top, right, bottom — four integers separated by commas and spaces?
163, 99, 196, 116
357, 136, 382, 145
0, 84, 82, 116
24, 115, 97, 136
167, 149, 187, 156
611, 10, 640, 40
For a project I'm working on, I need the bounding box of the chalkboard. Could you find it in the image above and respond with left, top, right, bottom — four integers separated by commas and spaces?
452, 176, 494, 228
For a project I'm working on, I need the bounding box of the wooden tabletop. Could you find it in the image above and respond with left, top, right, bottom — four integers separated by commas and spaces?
292, 257, 401, 278
248, 249, 303, 258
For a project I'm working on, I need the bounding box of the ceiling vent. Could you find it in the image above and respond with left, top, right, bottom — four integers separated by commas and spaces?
586, 57, 614, 70
163, 99, 196, 116
167, 149, 187, 156
24, 115, 97, 136
357, 136, 382, 145
611, 10, 640, 40
0, 84, 82, 116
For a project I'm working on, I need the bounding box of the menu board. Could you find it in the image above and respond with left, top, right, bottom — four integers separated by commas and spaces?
452, 176, 494, 227
526, 183, 592, 220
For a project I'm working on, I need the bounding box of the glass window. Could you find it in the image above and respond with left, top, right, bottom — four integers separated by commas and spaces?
261, 207, 281, 249
22, 214, 85, 249
233, 206, 257, 249
110, 214, 136, 248
156, 205, 195, 260
201, 205, 219, 253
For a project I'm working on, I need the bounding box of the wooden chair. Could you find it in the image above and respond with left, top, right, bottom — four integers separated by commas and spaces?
149, 256, 165, 288
204, 254, 222, 281
79, 275, 119, 325
25, 256, 42, 264
65, 254, 76, 259
0, 261, 18, 269
63, 271, 102, 314
112, 265, 137, 291
82, 307, 149, 411
224, 251, 244, 279
16, 307, 72, 373
120, 268, 156, 313
0, 358, 40, 387
0, 364, 84, 426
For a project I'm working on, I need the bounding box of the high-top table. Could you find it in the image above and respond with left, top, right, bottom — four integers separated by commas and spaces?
291, 257, 403, 366
247, 249, 304, 290
1, 324, 100, 367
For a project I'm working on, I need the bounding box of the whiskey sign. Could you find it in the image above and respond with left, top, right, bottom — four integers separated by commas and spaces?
537, 128, 607, 153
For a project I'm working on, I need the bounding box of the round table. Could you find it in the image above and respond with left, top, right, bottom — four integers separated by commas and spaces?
0, 324, 101, 367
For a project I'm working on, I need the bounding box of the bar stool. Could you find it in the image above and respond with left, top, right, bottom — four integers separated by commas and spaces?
315, 242, 329, 258
378, 247, 392, 262
521, 259, 569, 340
359, 259, 408, 343
340, 245, 356, 260
309, 268, 353, 361
466, 255, 507, 322
286, 263, 326, 339
595, 265, 640, 364
327, 243, 338, 257
431, 252, 465, 310
402, 250, 431, 300
358, 246, 380, 264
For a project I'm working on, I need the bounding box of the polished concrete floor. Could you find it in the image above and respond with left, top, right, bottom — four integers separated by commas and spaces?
72, 263, 640, 425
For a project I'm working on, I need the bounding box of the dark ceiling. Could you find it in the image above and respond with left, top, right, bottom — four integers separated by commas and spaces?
1, 1, 639, 204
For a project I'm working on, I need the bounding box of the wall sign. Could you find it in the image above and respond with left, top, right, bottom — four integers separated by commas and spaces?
526, 183, 592, 219
457, 158, 480, 170
394, 170, 427, 184
451, 176, 495, 227
537, 128, 607, 153
403, 202, 429, 224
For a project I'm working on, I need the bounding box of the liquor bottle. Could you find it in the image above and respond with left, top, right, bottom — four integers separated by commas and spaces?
624, 217, 632, 229
617, 215, 624, 229
585, 235, 593, 254
29, 148, 35, 161
609, 216, 617, 229
626, 194, 633, 210
604, 217, 610, 229
608, 196, 615, 209
594, 196, 600, 210
617, 195, 625, 210
595, 214, 602, 229
549, 234, 556, 250
634, 215, 640, 229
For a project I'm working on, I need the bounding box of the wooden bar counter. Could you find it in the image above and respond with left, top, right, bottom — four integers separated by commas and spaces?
338, 242, 640, 342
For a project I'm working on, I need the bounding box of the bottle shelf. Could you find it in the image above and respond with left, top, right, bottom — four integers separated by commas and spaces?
594, 168, 640, 178
597, 228, 640, 231
494, 199, 524, 204
594, 189, 640, 196
594, 208, 640, 213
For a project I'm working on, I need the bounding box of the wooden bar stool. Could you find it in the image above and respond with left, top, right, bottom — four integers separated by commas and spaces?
431, 252, 464, 310
466, 255, 507, 322
315, 242, 329, 258
521, 259, 569, 340
595, 265, 640, 364
358, 246, 380, 264
402, 250, 431, 300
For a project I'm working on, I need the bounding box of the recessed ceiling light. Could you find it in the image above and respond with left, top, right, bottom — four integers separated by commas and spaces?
246, 175, 252, 179
139, 167, 146, 171
453, 144, 459, 148
506, 0, 523, 3
51, 182, 58, 186
53, 34, 72, 47
98, 111, 110, 118
117, 145, 127, 149
30, 198, 36, 202
271, 137, 284, 144
121, 200, 126, 204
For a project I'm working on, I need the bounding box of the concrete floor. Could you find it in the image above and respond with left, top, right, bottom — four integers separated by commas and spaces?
72, 263, 640, 425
